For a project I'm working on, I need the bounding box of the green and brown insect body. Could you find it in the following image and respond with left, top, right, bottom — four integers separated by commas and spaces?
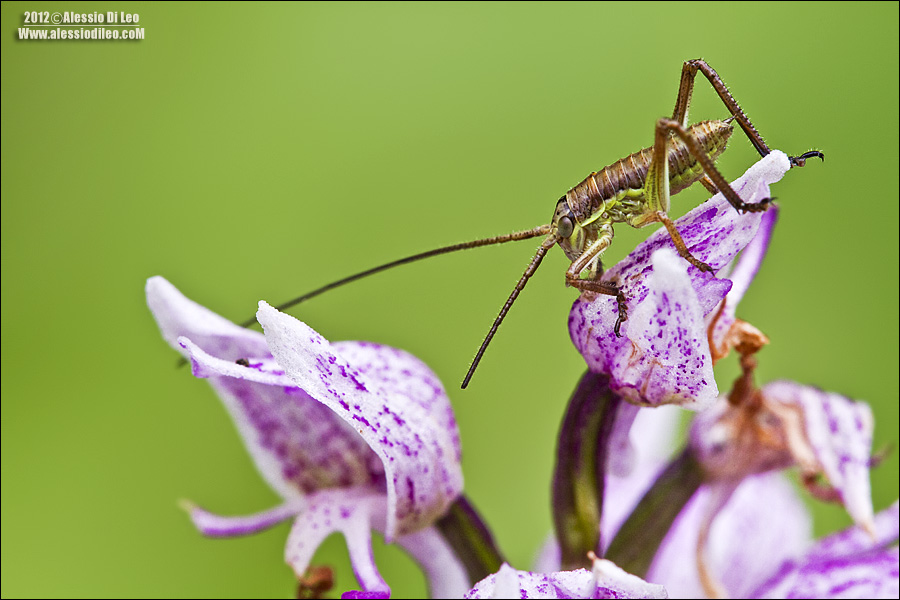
554, 118, 736, 290
239, 60, 822, 389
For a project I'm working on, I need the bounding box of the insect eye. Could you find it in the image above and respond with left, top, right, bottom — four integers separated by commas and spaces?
557, 216, 574, 238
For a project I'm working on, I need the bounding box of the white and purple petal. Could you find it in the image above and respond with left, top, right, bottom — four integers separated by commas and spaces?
569, 246, 728, 409
146, 276, 270, 361
807, 501, 899, 561
752, 502, 900, 599
762, 380, 875, 532
183, 499, 305, 537
257, 301, 463, 540
149, 277, 383, 499
177, 338, 382, 499
285, 489, 390, 598
569, 151, 792, 408
646, 472, 812, 599
755, 547, 899, 599
465, 561, 667, 599
148, 277, 467, 597
394, 525, 470, 599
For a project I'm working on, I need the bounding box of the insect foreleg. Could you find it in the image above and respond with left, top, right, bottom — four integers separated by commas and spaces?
565, 224, 614, 283
565, 225, 629, 336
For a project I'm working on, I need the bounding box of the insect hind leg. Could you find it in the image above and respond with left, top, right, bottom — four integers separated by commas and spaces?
672, 59, 771, 158
672, 59, 825, 167
790, 150, 825, 167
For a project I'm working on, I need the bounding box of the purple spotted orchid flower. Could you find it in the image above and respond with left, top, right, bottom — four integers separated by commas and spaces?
456, 154, 802, 599
568, 150, 790, 411
540, 386, 898, 599
545, 148, 898, 598
655, 378, 895, 600
149, 148, 897, 599
146, 277, 470, 599
674, 378, 895, 599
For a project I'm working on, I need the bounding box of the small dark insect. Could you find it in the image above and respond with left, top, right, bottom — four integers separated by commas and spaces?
243, 60, 822, 389
235, 358, 250, 367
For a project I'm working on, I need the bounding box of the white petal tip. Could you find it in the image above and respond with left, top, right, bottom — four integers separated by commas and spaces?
256, 301, 277, 326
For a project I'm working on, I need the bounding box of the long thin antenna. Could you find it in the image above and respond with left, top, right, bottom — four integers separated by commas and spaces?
461, 233, 559, 389
238, 224, 554, 328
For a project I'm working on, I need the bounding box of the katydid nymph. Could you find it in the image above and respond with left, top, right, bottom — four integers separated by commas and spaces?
242, 59, 823, 389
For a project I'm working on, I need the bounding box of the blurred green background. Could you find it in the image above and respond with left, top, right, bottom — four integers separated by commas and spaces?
2, 2, 897, 598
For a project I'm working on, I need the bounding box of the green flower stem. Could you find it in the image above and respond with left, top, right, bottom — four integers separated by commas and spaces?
552, 371, 621, 570
435, 494, 505, 585
604, 447, 704, 577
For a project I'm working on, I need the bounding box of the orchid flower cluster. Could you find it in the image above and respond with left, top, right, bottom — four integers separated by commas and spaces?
148, 151, 898, 599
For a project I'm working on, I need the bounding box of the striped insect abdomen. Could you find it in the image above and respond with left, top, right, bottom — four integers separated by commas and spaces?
667, 119, 734, 195
565, 119, 734, 223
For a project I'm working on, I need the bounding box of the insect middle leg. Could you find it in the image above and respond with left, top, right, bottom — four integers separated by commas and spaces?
655, 211, 714, 273
699, 175, 718, 195
642, 117, 771, 274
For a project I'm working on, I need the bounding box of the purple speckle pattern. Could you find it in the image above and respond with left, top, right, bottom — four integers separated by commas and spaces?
569, 152, 791, 409
148, 277, 382, 500
754, 549, 899, 599
147, 277, 462, 545
751, 502, 900, 598
570, 248, 725, 409
761, 380, 875, 531
176, 336, 384, 502
258, 302, 463, 540
464, 562, 667, 599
